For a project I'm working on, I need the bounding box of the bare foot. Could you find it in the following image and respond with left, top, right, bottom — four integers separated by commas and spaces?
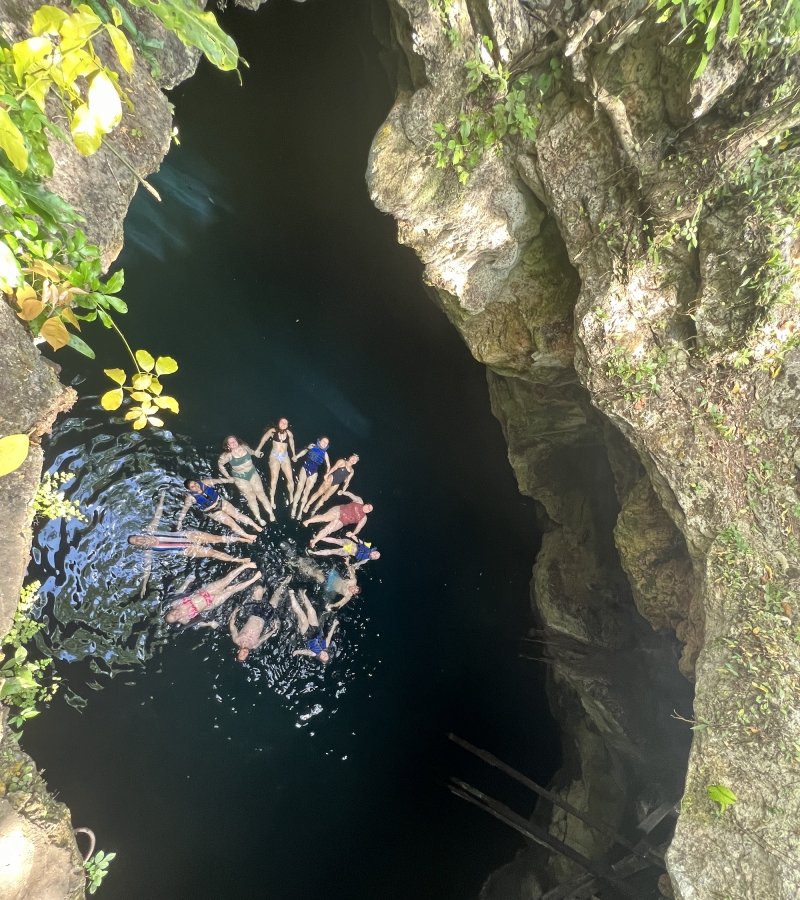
242, 534, 257, 544
243, 561, 257, 570
242, 557, 252, 563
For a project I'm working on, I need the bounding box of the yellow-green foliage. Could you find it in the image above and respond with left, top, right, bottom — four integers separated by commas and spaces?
0, 582, 59, 731
33, 472, 86, 521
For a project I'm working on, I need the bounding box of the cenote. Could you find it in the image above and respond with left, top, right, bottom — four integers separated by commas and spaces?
22, 1, 560, 897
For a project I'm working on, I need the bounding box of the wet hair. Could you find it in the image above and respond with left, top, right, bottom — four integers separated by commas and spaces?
318, 436, 330, 445
184, 479, 195, 490
222, 435, 242, 450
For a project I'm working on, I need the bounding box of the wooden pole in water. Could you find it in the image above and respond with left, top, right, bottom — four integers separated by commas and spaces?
448, 733, 662, 866
449, 779, 640, 900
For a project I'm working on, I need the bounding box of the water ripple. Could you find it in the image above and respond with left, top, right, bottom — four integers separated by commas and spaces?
31, 404, 378, 729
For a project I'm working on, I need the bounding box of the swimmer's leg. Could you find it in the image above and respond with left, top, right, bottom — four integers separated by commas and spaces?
251, 472, 276, 522
302, 478, 330, 514
269, 575, 292, 608
268, 456, 280, 506
301, 509, 335, 528
220, 502, 263, 533
208, 510, 254, 540
291, 470, 309, 518
301, 592, 320, 630
307, 485, 335, 516
213, 571, 262, 608
309, 519, 343, 547
207, 561, 257, 597
185, 547, 249, 564
289, 592, 310, 632
280, 457, 295, 504
236, 478, 265, 526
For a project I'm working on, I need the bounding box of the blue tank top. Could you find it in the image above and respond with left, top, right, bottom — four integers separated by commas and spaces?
303, 444, 327, 475
354, 542, 374, 563
308, 632, 327, 656
193, 482, 219, 510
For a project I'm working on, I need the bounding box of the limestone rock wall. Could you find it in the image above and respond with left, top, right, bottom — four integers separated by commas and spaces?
368, 1, 800, 897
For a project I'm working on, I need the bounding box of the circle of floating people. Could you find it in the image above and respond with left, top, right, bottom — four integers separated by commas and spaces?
128, 419, 380, 667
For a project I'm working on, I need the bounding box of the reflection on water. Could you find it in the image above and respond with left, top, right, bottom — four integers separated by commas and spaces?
33, 401, 376, 726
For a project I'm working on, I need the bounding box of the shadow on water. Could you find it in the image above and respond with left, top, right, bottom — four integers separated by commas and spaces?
22, 1, 561, 897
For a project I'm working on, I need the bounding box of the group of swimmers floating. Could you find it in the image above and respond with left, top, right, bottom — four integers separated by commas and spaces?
128, 419, 381, 665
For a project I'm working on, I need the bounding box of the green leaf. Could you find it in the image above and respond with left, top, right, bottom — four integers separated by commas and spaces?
0, 433, 30, 478
135, 349, 155, 371
0, 108, 29, 173
0, 239, 22, 291
727, 0, 740, 37
707, 783, 737, 813
707, 0, 726, 33
126, 0, 240, 70
694, 51, 710, 79
105, 24, 134, 73
103, 293, 127, 313
154, 355, 178, 375
104, 269, 124, 293
66, 332, 96, 358
70, 104, 103, 156
31, 5, 69, 35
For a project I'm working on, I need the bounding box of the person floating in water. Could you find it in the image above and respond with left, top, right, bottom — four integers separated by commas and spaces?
289, 557, 360, 605
302, 453, 359, 516
164, 562, 261, 626
228, 575, 290, 662
309, 534, 380, 567
255, 417, 296, 508
304, 491, 372, 547
128, 531, 251, 564
176, 477, 263, 540
290, 436, 330, 519
289, 588, 339, 664
218, 434, 276, 525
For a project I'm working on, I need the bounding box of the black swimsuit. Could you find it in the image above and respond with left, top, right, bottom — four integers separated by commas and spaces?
330, 466, 349, 486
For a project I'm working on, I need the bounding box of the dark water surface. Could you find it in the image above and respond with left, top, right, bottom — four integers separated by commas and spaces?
23, 1, 559, 897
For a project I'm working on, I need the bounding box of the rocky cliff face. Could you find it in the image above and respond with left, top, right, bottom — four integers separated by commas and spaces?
0, 3, 199, 895
368, 1, 800, 897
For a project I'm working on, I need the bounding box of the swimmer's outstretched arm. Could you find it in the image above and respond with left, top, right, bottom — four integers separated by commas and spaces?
293, 445, 310, 463
326, 619, 339, 644
254, 428, 275, 456
339, 490, 362, 503
350, 516, 368, 537
292, 649, 316, 658
287, 431, 296, 458
340, 471, 354, 494
228, 608, 241, 640
175, 494, 194, 530
325, 598, 348, 611
218, 451, 232, 478
255, 620, 280, 647
322, 452, 331, 474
